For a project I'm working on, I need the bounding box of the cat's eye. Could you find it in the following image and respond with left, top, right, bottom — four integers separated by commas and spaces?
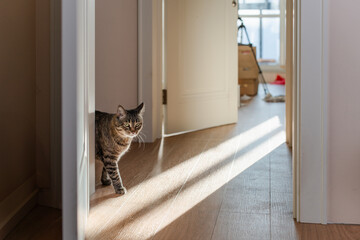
135, 123, 142, 128
123, 123, 130, 127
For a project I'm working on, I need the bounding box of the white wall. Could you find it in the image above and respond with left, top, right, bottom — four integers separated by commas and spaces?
327, 0, 360, 224
96, 0, 138, 113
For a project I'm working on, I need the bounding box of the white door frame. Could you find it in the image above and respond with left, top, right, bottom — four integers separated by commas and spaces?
137, 0, 329, 224
62, 0, 78, 236
293, 0, 329, 224
62, 0, 95, 239
138, 0, 163, 142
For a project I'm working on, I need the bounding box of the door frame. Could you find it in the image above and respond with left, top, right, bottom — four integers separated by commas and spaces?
293, 0, 329, 224
59, 1, 330, 238
61, 0, 95, 239
138, 0, 329, 224
138, 0, 163, 142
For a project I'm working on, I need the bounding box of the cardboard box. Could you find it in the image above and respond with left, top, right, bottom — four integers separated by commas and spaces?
238, 45, 259, 79
238, 78, 259, 96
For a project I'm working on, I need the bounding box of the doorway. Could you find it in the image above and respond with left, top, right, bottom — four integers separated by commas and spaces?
86, 0, 293, 239
60, 0, 334, 236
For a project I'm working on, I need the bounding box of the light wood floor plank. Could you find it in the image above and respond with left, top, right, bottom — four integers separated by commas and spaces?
211, 212, 270, 240
153, 138, 242, 240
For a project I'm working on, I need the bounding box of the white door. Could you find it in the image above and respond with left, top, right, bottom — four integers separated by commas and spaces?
164, 0, 238, 134
62, 0, 95, 239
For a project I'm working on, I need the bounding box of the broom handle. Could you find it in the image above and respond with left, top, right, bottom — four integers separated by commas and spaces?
248, 43, 270, 95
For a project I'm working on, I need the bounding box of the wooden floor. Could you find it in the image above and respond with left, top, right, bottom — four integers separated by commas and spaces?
86, 85, 360, 240
3, 85, 359, 239
4, 206, 61, 240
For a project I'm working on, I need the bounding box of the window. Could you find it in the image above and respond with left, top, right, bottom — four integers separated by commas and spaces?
237, 0, 286, 67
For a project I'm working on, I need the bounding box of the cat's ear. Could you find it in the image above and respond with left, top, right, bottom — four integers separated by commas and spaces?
136, 102, 145, 116
117, 105, 127, 119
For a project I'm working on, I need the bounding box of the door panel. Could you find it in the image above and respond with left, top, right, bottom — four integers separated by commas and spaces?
165, 0, 238, 134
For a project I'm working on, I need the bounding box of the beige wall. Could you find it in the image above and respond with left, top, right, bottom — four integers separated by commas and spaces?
0, 0, 37, 202
328, 0, 360, 224
36, 0, 51, 190
96, 0, 138, 112
0, 0, 56, 235
36, 0, 60, 208
0, 1, 38, 236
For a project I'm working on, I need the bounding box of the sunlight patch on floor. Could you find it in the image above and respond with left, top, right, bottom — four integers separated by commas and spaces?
152, 131, 286, 237
86, 116, 285, 239
138, 115, 282, 193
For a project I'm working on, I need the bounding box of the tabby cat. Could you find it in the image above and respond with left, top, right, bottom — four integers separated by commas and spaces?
95, 103, 145, 195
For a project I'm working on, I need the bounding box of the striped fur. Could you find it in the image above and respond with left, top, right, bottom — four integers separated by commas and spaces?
95, 103, 145, 195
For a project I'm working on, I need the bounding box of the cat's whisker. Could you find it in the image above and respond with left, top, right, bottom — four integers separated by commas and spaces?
134, 135, 141, 148
138, 135, 145, 149
141, 133, 147, 148
139, 132, 146, 140
137, 134, 146, 150
135, 135, 142, 148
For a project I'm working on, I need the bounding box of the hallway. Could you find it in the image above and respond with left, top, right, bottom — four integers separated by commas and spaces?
85, 85, 359, 240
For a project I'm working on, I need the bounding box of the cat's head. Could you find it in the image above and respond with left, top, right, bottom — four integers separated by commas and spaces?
116, 103, 145, 137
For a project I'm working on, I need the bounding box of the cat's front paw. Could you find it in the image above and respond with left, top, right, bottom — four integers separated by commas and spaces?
115, 187, 127, 195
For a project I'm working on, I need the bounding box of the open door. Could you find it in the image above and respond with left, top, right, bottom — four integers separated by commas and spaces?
62, 0, 95, 239
164, 0, 239, 134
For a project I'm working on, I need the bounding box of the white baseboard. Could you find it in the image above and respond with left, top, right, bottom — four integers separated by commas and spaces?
0, 175, 38, 239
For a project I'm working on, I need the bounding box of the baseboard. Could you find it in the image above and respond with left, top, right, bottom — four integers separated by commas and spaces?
0, 175, 38, 240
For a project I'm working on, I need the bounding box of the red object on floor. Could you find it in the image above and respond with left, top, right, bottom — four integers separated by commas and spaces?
270, 74, 285, 85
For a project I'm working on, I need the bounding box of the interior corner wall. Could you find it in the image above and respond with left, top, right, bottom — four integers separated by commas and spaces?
36, 0, 61, 208
0, 0, 37, 202
95, 0, 138, 113
0, 0, 38, 235
36, 0, 51, 192
327, 0, 360, 224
